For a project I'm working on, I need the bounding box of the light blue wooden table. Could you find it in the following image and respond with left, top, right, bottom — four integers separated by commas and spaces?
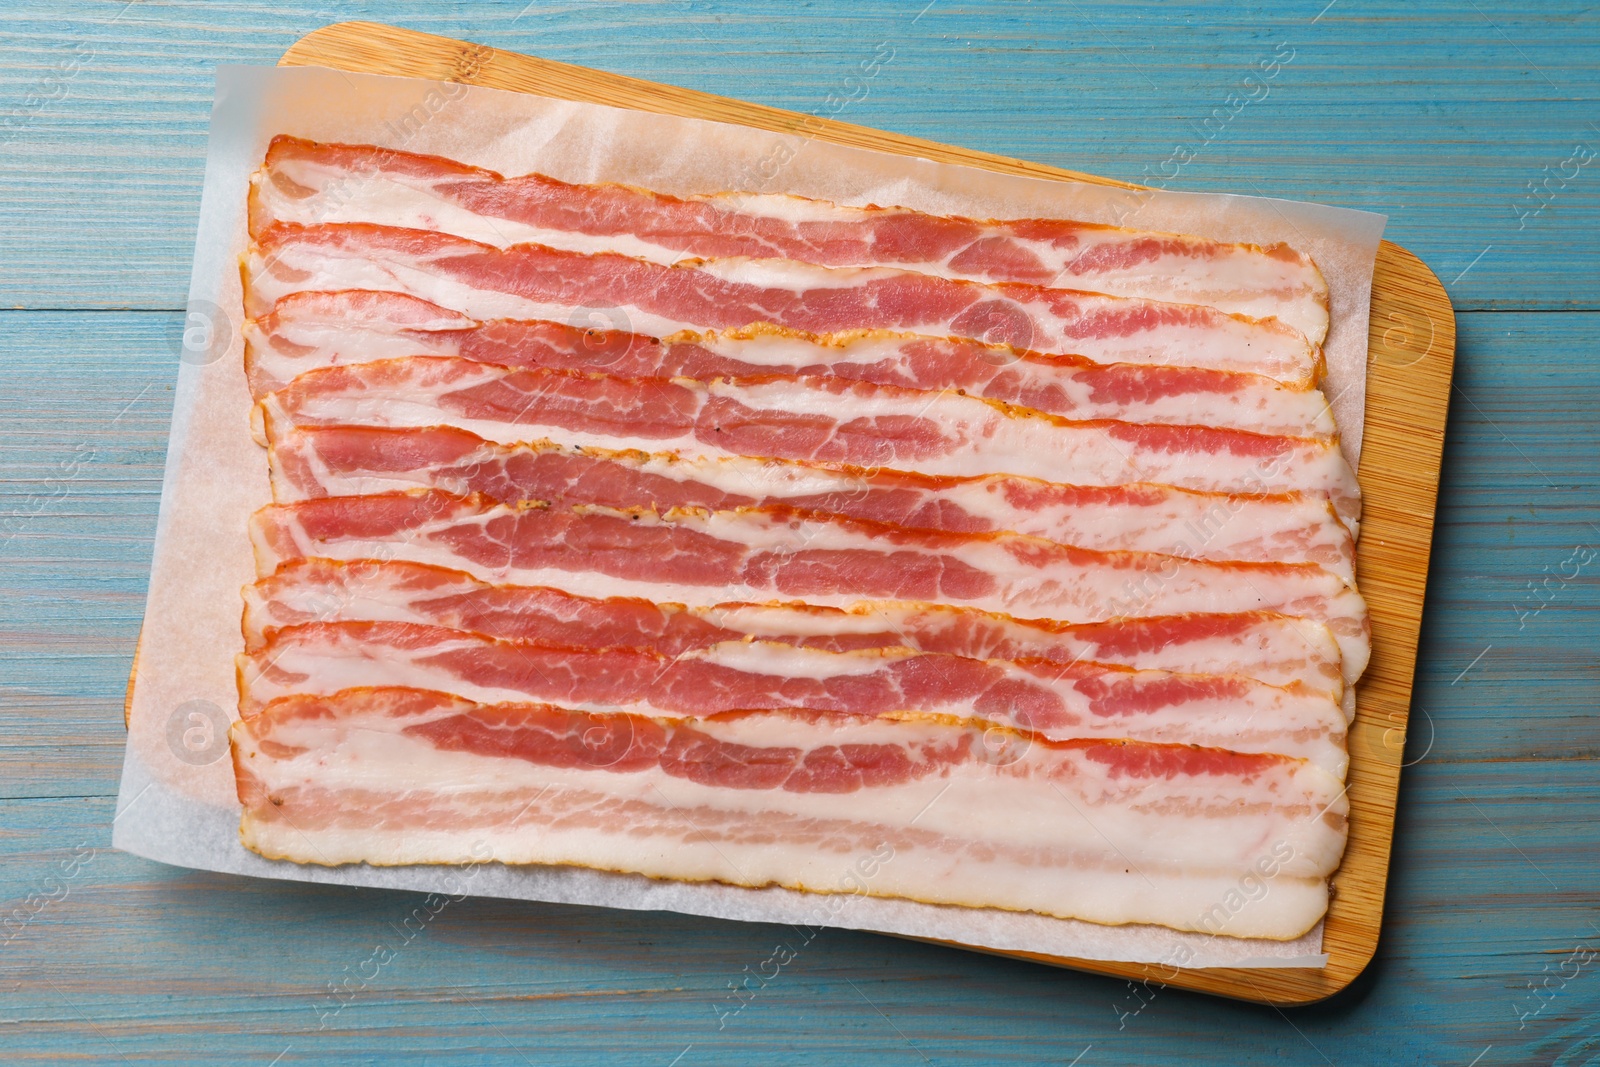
3, 2, 1597, 1063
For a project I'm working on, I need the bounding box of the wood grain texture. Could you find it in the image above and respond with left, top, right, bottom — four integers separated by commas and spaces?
2, 2, 1598, 1063
256, 18, 1457, 1006
0, 1, 1594, 312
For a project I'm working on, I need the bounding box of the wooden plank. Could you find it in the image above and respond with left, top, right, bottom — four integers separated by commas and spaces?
0, 1, 1595, 312
0, 310, 172, 800
253, 19, 1454, 1004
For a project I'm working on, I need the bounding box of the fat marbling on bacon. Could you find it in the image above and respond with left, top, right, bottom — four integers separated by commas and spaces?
252, 135, 1331, 343
247, 490, 1370, 679
244, 222, 1322, 383
237, 619, 1348, 774
233, 687, 1348, 939
256, 357, 1362, 527
245, 291, 1340, 432
244, 559, 1350, 703
265, 425, 1357, 581
245, 291, 1336, 436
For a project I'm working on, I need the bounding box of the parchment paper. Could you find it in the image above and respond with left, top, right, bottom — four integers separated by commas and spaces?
114, 65, 1387, 969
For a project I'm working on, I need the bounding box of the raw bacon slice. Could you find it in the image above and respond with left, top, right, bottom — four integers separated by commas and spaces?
248, 491, 1371, 678
238, 620, 1348, 774
245, 223, 1320, 383
253, 136, 1331, 343
267, 425, 1357, 582
244, 559, 1349, 699
244, 292, 484, 396
257, 357, 1361, 524
233, 687, 1348, 939
244, 292, 1335, 436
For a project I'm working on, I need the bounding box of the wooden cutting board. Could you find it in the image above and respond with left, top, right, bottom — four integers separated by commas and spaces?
262, 19, 1454, 1005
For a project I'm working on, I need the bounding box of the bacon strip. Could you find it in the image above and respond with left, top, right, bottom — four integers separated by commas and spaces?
268, 425, 1357, 582
253, 136, 1330, 343
245, 559, 1349, 700
248, 491, 1370, 678
258, 358, 1361, 525
245, 223, 1320, 383
239, 620, 1347, 774
245, 292, 1333, 435
233, 687, 1347, 939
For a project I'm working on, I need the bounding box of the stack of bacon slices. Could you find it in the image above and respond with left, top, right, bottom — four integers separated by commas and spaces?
230, 135, 1365, 943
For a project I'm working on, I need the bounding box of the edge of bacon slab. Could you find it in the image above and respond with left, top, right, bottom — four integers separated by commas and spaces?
245, 291, 1334, 433
238, 620, 1348, 775
267, 425, 1357, 583
244, 222, 1322, 383
247, 491, 1371, 680
257, 357, 1362, 527
253, 136, 1331, 345
232, 687, 1348, 939
244, 559, 1350, 702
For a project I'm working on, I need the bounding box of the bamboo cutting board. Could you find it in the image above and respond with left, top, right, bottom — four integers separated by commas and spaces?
254, 19, 1452, 1005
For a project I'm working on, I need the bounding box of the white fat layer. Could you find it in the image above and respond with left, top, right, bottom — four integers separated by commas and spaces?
690, 638, 910, 677
236, 714, 1343, 936
622, 451, 1345, 558
713, 377, 1355, 505
269, 427, 1354, 585
704, 191, 1329, 344
246, 246, 696, 337
244, 573, 1348, 697
241, 711, 1346, 875
262, 361, 1361, 521
245, 319, 462, 390
242, 628, 1347, 774
693, 257, 1314, 377
264, 161, 704, 264
712, 190, 882, 224
251, 303, 1334, 438
693, 333, 1338, 438
711, 602, 1351, 699
260, 159, 1328, 344
244, 243, 1315, 383
244, 814, 1333, 940
251, 502, 1370, 680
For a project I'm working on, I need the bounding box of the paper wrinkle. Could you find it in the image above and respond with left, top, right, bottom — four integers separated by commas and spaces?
116, 64, 1385, 968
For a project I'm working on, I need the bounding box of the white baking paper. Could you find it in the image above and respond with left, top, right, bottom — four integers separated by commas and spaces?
114, 64, 1388, 969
